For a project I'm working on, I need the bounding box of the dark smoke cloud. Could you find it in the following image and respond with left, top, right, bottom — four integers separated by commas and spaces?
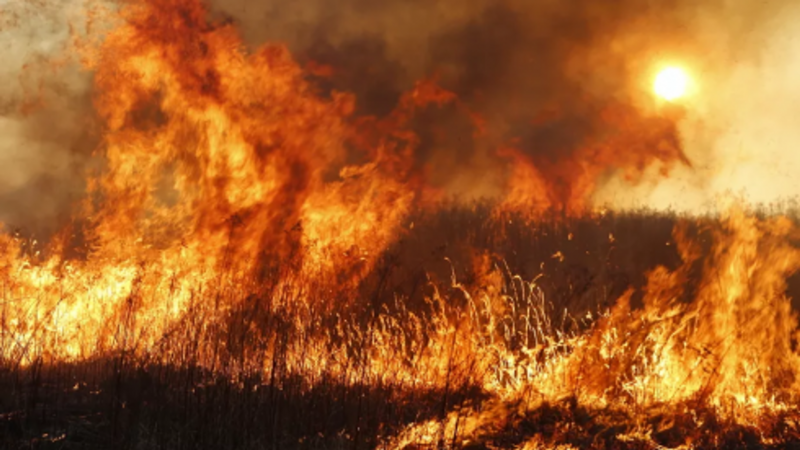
208, 0, 718, 204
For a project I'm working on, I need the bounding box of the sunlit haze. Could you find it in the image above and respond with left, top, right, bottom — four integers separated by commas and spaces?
654, 66, 689, 101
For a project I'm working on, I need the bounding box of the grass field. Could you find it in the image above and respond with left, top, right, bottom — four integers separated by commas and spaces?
2, 205, 800, 449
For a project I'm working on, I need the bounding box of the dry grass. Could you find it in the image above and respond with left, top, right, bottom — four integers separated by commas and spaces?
2, 205, 800, 449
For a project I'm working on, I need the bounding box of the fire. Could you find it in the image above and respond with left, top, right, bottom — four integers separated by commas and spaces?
387, 209, 800, 447
654, 66, 690, 101
3, 0, 800, 448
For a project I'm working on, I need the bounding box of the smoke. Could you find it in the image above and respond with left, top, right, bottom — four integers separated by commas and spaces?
3, 0, 800, 239
0, 0, 98, 238
595, 1, 800, 212
208, 0, 800, 212
206, 0, 708, 209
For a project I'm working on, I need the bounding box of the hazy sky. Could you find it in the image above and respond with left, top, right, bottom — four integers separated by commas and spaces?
595, 1, 800, 211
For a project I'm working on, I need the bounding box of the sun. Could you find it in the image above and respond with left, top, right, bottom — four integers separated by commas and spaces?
653, 66, 689, 101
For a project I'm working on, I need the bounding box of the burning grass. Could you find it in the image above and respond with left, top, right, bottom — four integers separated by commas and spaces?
4, 207, 800, 449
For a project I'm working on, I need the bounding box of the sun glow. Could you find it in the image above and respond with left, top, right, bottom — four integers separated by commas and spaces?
654, 66, 690, 101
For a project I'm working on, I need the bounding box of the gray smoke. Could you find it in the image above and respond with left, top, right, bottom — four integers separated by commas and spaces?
0, 0, 98, 238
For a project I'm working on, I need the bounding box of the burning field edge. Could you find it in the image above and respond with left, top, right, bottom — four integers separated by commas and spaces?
4, 206, 800, 449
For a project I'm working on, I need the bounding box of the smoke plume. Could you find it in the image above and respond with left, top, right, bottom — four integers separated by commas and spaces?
208, 0, 704, 210
2, 0, 800, 241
